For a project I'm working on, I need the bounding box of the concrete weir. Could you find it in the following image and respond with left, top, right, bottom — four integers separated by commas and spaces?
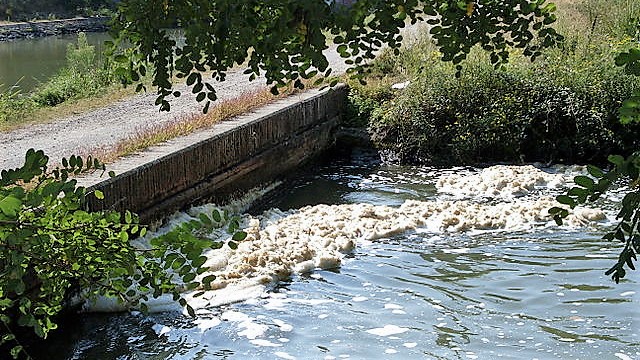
80, 85, 348, 222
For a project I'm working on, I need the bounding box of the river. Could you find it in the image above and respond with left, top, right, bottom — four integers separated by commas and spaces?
0, 32, 111, 92
30, 149, 639, 360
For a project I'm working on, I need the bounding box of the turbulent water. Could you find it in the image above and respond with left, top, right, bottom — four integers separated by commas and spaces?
35, 150, 638, 360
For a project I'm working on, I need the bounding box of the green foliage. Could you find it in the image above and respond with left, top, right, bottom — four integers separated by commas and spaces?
344, 81, 394, 128
550, 154, 640, 283
32, 33, 114, 107
109, 0, 561, 112
615, 48, 640, 124
0, 0, 117, 21
0, 149, 246, 358
368, 50, 640, 165
0, 88, 33, 124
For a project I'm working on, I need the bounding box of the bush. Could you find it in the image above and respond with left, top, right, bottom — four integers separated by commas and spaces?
0, 88, 34, 124
343, 80, 394, 128
361, 1, 640, 166
32, 33, 113, 107
369, 55, 640, 165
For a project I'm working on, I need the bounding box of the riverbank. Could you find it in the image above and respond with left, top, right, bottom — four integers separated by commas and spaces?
354, 0, 640, 167
0, 17, 108, 42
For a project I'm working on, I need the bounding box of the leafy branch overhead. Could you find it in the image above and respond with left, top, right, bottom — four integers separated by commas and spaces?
550, 155, 640, 283
615, 47, 640, 124
108, 0, 563, 111
0, 149, 247, 358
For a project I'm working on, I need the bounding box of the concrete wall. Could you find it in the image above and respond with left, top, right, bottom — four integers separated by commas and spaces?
82, 85, 348, 222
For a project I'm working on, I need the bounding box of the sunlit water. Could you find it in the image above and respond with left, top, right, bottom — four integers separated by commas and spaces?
33, 150, 638, 360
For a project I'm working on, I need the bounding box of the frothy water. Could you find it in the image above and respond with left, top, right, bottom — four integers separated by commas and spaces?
33, 152, 639, 359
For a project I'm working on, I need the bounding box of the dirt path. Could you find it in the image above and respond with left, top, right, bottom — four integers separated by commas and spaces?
0, 26, 421, 170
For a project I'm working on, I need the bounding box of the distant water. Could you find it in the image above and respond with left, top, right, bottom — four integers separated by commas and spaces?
0, 32, 111, 93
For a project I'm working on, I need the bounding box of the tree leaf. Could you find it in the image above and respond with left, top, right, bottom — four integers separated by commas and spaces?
0, 195, 21, 217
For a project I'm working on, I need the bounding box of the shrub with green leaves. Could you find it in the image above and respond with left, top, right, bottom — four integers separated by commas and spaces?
551, 153, 640, 283
0, 149, 246, 359
32, 33, 114, 107
367, 46, 640, 165
0, 88, 34, 124
343, 81, 394, 128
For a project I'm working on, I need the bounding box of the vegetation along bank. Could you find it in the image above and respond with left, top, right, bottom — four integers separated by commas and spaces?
348, 0, 640, 166
0, 0, 116, 23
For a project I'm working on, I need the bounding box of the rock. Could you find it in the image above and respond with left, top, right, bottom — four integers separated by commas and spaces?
0, 17, 109, 42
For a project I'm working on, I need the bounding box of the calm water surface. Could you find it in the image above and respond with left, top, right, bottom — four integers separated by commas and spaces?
34, 151, 639, 360
0, 33, 111, 92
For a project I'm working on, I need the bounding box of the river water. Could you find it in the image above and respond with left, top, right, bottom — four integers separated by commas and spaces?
32, 150, 638, 360
0, 32, 111, 92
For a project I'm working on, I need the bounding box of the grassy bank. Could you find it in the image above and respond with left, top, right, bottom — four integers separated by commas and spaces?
350, 0, 640, 165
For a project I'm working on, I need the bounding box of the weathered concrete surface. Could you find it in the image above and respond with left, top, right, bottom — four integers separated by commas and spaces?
78, 85, 348, 222
0, 17, 108, 42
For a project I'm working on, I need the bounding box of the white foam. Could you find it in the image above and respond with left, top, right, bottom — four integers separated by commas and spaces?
274, 352, 296, 359
436, 165, 566, 200
81, 165, 608, 314
614, 353, 633, 360
151, 324, 171, 336
273, 319, 294, 332
193, 317, 221, 332
250, 339, 282, 347
366, 325, 409, 336
384, 303, 403, 310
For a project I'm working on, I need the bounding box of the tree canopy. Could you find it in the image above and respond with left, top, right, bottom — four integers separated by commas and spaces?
0, 0, 116, 21
109, 0, 563, 112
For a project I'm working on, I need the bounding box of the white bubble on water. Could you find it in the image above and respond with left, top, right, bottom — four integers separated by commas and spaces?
250, 339, 281, 347
193, 317, 221, 332
274, 351, 296, 359
384, 303, 403, 310
366, 325, 409, 336
273, 319, 293, 332
151, 324, 171, 336
614, 353, 633, 360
